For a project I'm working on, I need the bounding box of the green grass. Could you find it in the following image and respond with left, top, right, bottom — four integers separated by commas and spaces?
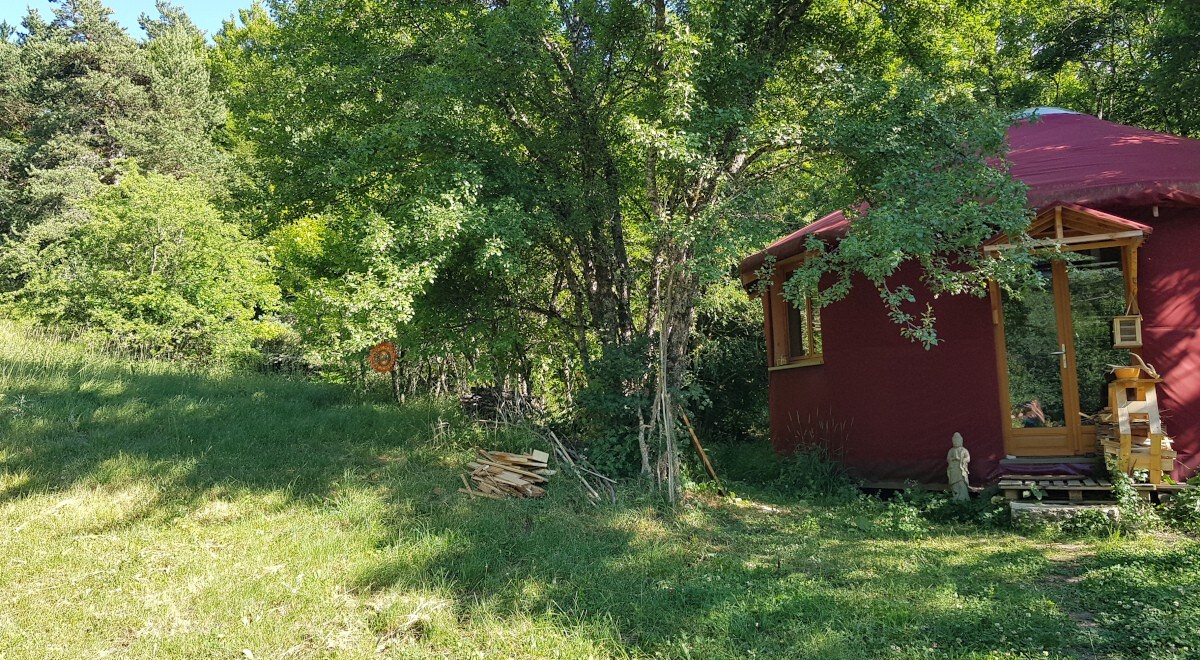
2, 322, 1198, 658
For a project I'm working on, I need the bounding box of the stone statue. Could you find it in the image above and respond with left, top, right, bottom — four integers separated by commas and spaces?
947, 432, 971, 501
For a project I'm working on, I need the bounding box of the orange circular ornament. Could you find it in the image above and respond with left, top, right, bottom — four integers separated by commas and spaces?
367, 341, 398, 373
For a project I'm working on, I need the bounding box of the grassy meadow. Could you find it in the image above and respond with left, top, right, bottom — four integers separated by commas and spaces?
1, 322, 1198, 659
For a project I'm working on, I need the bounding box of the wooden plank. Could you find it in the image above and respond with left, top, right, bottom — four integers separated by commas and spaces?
769, 269, 789, 365
458, 487, 504, 500
1068, 490, 1083, 502
486, 451, 548, 467
474, 458, 547, 482
474, 480, 504, 495
990, 279, 1015, 457
493, 470, 531, 487
1124, 243, 1140, 315
761, 293, 775, 366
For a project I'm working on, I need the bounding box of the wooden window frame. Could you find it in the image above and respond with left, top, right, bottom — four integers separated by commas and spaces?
765, 260, 823, 370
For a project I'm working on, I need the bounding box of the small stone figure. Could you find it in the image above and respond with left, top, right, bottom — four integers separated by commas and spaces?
947, 432, 971, 501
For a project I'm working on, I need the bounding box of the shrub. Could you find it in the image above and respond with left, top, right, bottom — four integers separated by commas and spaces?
1160, 480, 1200, 534
689, 290, 769, 444
1106, 459, 1160, 534
574, 338, 656, 477
915, 488, 1012, 528
773, 444, 859, 502
1059, 507, 1120, 537
2, 165, 278, 360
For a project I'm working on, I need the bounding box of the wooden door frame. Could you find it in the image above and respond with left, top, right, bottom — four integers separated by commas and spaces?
990, 240, 1143, 457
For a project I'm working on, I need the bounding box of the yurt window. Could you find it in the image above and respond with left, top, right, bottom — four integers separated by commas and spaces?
785, 296, 821, 360
768, 267, 823, 368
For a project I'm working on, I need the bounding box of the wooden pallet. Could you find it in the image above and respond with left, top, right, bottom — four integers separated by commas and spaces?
999, 474, 1191, 502
999, 475, 1112, 502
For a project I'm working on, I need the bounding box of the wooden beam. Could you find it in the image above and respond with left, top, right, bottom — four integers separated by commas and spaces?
770, 271, 789, 366
774, 249, 821, 270
1052, 260, 1084, 454
984, 230, 1146, 252
761, 293, 774, 367
1124, 243, 1140, 315
989, 280, 1014, 455
804, 296, 816, 357
768, 355, 824, 371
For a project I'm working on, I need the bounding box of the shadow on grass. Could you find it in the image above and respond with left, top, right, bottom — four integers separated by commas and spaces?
0, 348, 1108, 657
0, 352, 458, 513
352, 487, 1088, 657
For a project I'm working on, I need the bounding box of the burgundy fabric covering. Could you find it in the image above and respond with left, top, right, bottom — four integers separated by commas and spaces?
1010, 113, 1200, 209
1120, 206, 1200, 481
997, 463, 1103, 478
768, 265, 1007, 486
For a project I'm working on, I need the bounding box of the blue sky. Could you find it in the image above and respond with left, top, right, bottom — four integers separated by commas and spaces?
1, 0, 253, 39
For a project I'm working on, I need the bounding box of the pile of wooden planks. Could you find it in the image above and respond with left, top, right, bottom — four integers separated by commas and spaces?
459, 449, 553, 499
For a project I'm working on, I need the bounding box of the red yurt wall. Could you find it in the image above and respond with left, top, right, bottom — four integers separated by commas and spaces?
767, 264, 1007, 485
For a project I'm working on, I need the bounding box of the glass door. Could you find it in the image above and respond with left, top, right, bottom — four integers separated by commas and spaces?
1066, 248, 1130, 420
998, 249, 1132, 456
1001, 258, 1077, 455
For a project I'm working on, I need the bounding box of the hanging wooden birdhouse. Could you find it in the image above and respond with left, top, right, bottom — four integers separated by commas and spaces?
1112, 315, 1143, 349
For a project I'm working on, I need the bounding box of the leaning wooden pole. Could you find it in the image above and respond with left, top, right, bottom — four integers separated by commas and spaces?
681, 411, 725, 496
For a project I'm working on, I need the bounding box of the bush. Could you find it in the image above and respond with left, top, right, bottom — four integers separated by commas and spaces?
689, 291, 769, 444
1106, 460, 1161, 534
1161, 480, 1200, 534
773, 444, 859, 502
915, 488, 1012, 528
2, 164, 278, 360
574, 338, 655, 477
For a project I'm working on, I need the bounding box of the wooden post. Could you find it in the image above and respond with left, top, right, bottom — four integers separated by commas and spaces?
681, 412, 724, 495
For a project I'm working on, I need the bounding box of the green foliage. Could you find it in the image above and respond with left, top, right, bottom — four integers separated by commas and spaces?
788, 74, 1035, 347
2, 166, 278, 359
912, 489, 1013, 528
1160, 480, 1200, 534
879, 484, 1014, 532
1058, 507, 1120, 537
575, 338, 655, 476
1106, 459, 1161, 534
773, 445, 859, 503
689, 281, 769, 444
0, 0, 229, 232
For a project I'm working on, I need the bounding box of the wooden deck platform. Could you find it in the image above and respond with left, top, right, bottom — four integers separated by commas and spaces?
999, 474, 1190, 502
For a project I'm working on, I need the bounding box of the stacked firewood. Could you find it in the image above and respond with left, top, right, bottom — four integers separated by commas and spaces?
459, 449, 554, 499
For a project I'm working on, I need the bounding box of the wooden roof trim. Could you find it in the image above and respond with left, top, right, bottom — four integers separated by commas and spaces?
984, 230, 1145, 252
983, 202, 1151, 250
